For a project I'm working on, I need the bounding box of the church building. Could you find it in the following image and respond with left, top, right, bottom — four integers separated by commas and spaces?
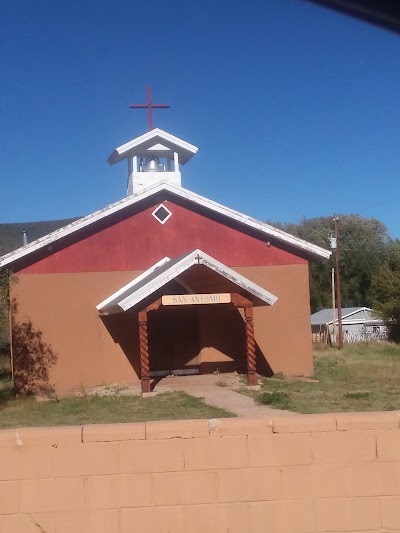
0, 99, 330, 395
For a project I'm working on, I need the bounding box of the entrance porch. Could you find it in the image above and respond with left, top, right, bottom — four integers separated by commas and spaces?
97, 249, 277, 393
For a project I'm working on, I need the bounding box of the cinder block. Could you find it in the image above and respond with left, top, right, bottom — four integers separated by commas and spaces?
0, 429, 21, 448
146, 419, 209, 439
0, 447, 53, 480
20, 477, 85, 513
152, 471, 217, 505
183, 503, 250, 533
273, 414, 336, 434
183, 435, 248, 470
347, 463, 380, 497
377, 430, 400, 462
346, 497, 381, 531
15, 426, 82, 446
0, 515, 53, 533
85, 473, 151, 509
208, 417, 272, 437
54, 442, 119, 477
119, 439, 184, 473
54, 510, 119, 533
282, 465, 347, 499
315, 498, 347, 532
249, 501, 284, 533
120, 506, 185, 533
283, 499, 316, 533
378, 462, 400, 496
83, 422, 145, 442
248, 433, 312, 467
381, 496, 400, 530
0, 481, 19, 514
316, 497, 381, 532
312, 430, 376, 464
30, 513, 56, 533
217, 467, 281, 502
337, 412, 399, 431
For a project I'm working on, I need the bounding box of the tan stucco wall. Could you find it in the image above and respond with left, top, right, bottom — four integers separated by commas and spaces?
0, 412, 399, 532
11, 263, 312, 394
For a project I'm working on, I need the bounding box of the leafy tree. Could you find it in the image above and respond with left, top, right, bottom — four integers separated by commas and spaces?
269, 214, 390, 312
0, 270, 16, 352
371, 241, 400, 342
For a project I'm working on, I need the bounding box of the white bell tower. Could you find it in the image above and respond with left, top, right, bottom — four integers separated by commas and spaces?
107, 128, 198, 195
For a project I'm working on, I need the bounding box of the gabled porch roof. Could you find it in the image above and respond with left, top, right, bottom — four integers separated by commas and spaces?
97, 249, 278, 315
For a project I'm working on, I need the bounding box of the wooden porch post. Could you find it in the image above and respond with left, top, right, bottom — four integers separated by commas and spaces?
244, 305, 257, 385
138, 309, 151, 393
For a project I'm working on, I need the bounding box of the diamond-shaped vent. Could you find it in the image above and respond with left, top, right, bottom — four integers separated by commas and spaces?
152, 204, 172, 225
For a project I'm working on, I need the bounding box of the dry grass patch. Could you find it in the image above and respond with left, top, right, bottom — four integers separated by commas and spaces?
256, 342, 400, 413
0, 356, 235, 429
0, 391, 235, 429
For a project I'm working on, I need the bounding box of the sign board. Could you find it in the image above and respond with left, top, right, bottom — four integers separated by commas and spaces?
162, 293, 231, 306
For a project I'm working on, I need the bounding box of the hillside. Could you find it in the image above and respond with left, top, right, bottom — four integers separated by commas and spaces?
0, 218, 79, 256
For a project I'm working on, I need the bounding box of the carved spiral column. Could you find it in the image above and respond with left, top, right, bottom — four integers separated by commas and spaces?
244, 306, 257, 385
138, 310, 151, 393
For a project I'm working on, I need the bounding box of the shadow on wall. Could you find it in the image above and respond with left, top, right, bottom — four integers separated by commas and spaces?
197, 306, 274, 377
11, 299, 57, 395
100, 309, 141, 378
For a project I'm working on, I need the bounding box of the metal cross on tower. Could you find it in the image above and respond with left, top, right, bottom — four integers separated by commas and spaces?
129, 85, 170, 131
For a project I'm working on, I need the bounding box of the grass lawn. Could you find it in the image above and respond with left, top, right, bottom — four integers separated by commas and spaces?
0, 357, 234, 429
255, 342, 400, 413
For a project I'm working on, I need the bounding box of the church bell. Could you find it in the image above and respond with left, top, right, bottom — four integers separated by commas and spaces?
144, 157, 162, 172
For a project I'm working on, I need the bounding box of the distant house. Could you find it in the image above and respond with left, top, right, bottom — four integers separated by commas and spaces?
311, 307, 388, 343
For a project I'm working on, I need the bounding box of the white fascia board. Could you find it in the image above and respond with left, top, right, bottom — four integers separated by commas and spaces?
326, 307, 372, 325
108, 128, 198, 165
167, 185, 331, 260
96, 256, 171, 312
0, 180, 331, 269
0, 183, 167, 268
196, 250, 277, 306
117, 251, 199, 312
343, 307, 371, 318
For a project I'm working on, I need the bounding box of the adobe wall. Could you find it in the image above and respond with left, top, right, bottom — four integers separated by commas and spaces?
1, 412, 400, 533
11, 263, 312, 394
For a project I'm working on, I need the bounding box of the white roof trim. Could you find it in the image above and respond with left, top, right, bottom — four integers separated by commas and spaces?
326, 307, 372, 325
97, 249, 278, 314
108, 128, 198, 165
0, 181, 331, 269
96, 256, 170, 311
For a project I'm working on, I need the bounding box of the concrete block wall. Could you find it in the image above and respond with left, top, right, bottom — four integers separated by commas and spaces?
1, 413, 400, 532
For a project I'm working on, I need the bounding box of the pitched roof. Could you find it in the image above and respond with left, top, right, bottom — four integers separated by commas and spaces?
0, 218, 79, 256
107, 128, 198, 165
0, 181, 331, 269
97, 249, 278, 314
311, 307, 373, 325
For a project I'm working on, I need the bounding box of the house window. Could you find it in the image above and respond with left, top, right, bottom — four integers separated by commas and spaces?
152, 204, 172, 225
372, 326, 380, 333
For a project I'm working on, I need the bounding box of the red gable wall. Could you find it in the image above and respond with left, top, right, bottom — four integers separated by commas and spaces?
17, 200, 306, 274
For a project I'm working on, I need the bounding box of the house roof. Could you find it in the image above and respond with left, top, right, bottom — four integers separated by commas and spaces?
107, 128, 198, 166
0, 181, 331, 270
97, 249, 278, 314
311, 307, 373, 325
0, 217, 78, 256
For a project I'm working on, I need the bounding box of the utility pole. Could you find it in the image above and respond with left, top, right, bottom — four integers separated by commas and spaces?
331, 268, 336, 343
333, 215, 344, 349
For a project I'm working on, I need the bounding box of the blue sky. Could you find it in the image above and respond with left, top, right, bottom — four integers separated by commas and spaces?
1, 0, 400, 238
